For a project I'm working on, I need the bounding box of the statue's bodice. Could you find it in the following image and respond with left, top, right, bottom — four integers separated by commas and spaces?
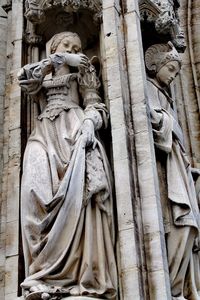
43, 73, 80, 104
39, 73, 82, 121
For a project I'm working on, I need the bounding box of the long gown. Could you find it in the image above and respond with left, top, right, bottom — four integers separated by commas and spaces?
147, 78, 200, 300
19, 55, 117, 299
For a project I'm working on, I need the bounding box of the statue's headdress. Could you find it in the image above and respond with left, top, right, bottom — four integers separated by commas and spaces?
145, 42, 181, 75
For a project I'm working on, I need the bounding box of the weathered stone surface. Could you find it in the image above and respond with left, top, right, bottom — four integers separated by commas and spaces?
62, 297, 105, 300
0, 0, 199, 299
6, 220, 19, 257
102, 1, 143, 299
0, 287, 5, 300
124, 3, 176, 300
5, 256, 18, 295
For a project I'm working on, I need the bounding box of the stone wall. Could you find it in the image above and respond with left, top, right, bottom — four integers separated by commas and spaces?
0, 1, 23, 299
177, 0, 200, 168
0, 6, 8, 300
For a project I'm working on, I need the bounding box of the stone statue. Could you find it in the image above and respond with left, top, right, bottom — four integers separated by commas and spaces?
145, 42, 200, 300
18, 32, 117, 300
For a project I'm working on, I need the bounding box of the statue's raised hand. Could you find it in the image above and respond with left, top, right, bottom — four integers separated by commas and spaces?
65, 53, 89, 68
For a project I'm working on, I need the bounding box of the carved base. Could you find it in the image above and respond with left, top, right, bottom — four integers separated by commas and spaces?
62, 297, 105, 300
25, 292, 106, 300
25, 292, 47, 300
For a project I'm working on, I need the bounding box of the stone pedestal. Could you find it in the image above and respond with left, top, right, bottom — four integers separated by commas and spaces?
62, 297, 105, 300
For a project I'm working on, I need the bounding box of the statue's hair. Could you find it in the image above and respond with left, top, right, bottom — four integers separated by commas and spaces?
145, 42, 181, 75
50, 31, 82, 54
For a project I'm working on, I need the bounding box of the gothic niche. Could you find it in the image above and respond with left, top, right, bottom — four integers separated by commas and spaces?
23, 0, 102, 50
18, 31, 117, 300
19, 2, 118, 299
25, 0, 102, 24
22, 0, 103, 139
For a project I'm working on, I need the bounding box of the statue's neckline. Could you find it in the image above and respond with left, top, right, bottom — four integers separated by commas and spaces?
147, 78, 174, 105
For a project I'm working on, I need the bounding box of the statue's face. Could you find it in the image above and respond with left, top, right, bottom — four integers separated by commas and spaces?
55, 35, 82, 54
156, 60, 180, 87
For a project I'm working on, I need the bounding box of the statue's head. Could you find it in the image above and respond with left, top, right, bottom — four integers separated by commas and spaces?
145, 42, 181, 87
50, 32, 82, 54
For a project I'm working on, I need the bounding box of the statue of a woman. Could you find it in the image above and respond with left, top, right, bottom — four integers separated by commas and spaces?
18, 32, 117, 300
145, 42, 200, 300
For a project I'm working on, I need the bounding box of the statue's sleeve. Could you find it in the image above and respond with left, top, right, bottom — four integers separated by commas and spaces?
147, 81, 173, 153
18, 58, 53, 95
78, 63, 108, 130
152, 111, 173, 153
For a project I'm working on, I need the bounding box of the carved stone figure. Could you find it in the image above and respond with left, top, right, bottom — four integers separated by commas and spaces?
145, 42, 200, 300
18, 32, 117, 300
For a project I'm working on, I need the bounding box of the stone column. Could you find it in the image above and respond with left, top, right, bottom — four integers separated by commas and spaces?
0, 6, 8, 300
178, 0, 200, 169
123, 0, 171, 299
4, 0, 23, 299
101, 1, 144, 299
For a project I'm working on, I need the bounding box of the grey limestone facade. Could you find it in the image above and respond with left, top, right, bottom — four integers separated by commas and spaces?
0, 1, 199, 299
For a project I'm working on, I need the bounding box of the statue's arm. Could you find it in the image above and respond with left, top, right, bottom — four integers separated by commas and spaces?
147, 82, 185, 150
76, 58, 109, 148
151, 109, 173, 153
147, 82, 173, 153
78, 61, 108, 131
17, 58, 53, 95
18, 53, 88, 95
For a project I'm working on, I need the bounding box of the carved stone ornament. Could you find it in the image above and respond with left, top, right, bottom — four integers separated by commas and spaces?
155, 2, 177, 34
139, 0, 161, 23
24, 0, 102, 24
139, 0, 185, 51
23, 21, 44, 46
2, 0, 12, 13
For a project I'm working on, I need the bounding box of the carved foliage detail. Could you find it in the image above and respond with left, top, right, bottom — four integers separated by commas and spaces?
139, 0, 185, 51
139, 0, 161, 23
25, 0, 102, 24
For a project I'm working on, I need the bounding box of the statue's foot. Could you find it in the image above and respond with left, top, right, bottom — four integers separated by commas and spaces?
25, 291, 51, 300
69, 286, 80, 296
24, 284, 52, 300
41, 293, 51, 300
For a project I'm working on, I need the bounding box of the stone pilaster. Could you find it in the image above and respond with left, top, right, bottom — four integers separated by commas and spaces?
123, 0, 171, 299
0, 6, 8, 300
3, 1, 23, 299
101, 1, 144, 299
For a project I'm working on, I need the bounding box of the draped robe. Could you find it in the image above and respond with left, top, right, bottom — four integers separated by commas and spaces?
20, 56, 117, 299
147, 78, 200, 300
